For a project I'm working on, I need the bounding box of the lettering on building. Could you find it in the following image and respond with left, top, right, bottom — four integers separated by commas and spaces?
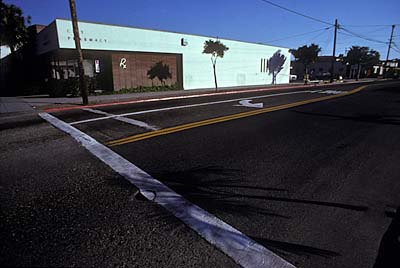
120, 58, 127, 69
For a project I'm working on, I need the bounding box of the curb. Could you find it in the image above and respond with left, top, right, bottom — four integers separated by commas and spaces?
43, 80, 375, 113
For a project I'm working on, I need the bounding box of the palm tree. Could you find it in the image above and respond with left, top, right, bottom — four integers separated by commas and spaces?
0, 2, 30, 52
202, 39, 229, 91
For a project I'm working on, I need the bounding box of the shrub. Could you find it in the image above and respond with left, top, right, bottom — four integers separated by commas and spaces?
47, 76, 97, 97
46, 79, 67, 97
110, 84, 180, 95
46, 79, 180, 97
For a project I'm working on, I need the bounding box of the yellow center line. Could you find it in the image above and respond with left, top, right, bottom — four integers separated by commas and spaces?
107, 85, 367, 146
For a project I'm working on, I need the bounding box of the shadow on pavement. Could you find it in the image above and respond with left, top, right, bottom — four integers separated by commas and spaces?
373, 206, 400, 268
0, 117, 44, 131
373, 85, 400, 94
155, 165, 368, 213
154, 166, 290, 219
250, 236, 340, 258
226, 193, 368, 211
294, 111, 400, 126
112, 165, 367, 259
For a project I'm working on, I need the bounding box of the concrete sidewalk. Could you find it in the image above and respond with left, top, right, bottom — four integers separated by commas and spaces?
0, 97, 34, 114
19, 82, 304, 110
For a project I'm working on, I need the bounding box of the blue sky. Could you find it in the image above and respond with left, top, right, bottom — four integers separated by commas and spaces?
4, 0, 400, 59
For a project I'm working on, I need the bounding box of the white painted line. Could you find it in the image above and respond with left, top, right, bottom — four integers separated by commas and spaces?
39, 112, 296, 268
45, 84, 318, 113
71, 90, 313, 125
45, 79, 378, 113
83, 108, 159, 131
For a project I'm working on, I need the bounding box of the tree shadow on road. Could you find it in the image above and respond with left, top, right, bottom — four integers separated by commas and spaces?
294, 110, 400, 126
111, 165, 365, 260
153, 165, 290, 219
250, 236, 340, 258
154, 165, 368, 213
373, 206, 400, 268
373, 86, 400, 94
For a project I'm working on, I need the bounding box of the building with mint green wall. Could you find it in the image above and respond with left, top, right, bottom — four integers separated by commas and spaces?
4, 19, 290, 93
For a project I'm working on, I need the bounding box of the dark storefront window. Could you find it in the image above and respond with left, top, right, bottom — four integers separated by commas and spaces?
50, 59, 94, 79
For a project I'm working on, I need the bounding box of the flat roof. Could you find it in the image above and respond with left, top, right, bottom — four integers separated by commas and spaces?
53, 18, 290, 50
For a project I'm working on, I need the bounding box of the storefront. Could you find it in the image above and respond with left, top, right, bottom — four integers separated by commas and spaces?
2, 19, 291, 95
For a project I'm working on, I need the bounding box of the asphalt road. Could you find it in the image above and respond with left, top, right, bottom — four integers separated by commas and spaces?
1, 81, 400, 267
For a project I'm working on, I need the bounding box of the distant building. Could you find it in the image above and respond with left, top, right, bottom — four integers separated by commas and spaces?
290, 56, 347, 80
1, 19, 291, 96
372, 59, 400, 76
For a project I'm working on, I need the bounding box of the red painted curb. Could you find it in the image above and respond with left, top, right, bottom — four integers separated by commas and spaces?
43, 82, 348, 113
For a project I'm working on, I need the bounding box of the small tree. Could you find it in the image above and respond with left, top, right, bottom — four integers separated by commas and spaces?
290, 44, 321, 84
344, 46, 380, 80
0, 2, 31, 52
147, 61, 172, 86
268, 50, 286, 84
202, 39, 229, 91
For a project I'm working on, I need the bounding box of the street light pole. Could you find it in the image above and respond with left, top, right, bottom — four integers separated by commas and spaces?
68, 0, 88, 105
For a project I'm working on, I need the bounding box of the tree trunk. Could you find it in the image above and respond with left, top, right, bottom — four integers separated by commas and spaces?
304, 66, 308, 85
213, 63, 218, 91
356, 64, 361, 81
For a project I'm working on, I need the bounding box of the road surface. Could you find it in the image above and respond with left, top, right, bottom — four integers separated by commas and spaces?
1, 81, 400, 267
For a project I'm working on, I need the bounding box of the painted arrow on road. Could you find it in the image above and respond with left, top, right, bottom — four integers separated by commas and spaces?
235, 99, 264, 108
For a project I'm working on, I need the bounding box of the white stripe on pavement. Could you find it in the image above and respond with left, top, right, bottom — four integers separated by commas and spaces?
83, 108, 158, 131
70, 90, 315, 125
39, 112, 296, 268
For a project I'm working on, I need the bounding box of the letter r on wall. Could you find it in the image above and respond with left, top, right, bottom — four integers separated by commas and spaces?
120, 58, 127, 69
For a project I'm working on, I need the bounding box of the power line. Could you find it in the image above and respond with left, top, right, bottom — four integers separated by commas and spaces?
255, 0, 399, 61
265, 27, 332, 43
337, 30, 386, 44
339, 27, 388, 44
321, 31, 333, 52
391, 46, 400, 54
392, 42, 400, 54
305, 27, 331, 44
258, 0, 333, 26
340, 24, 400, 28
362, 26, 393, 35
256, 0, 398, 28
336, 31, 363, 43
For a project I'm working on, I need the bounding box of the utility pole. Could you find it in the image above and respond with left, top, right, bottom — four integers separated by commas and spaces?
385, 24, 396, 73
68, 0, 89, 105
330, 19, 338, 83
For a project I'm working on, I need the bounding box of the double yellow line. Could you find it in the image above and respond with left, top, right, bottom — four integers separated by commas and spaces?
107, 85, 367, 146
